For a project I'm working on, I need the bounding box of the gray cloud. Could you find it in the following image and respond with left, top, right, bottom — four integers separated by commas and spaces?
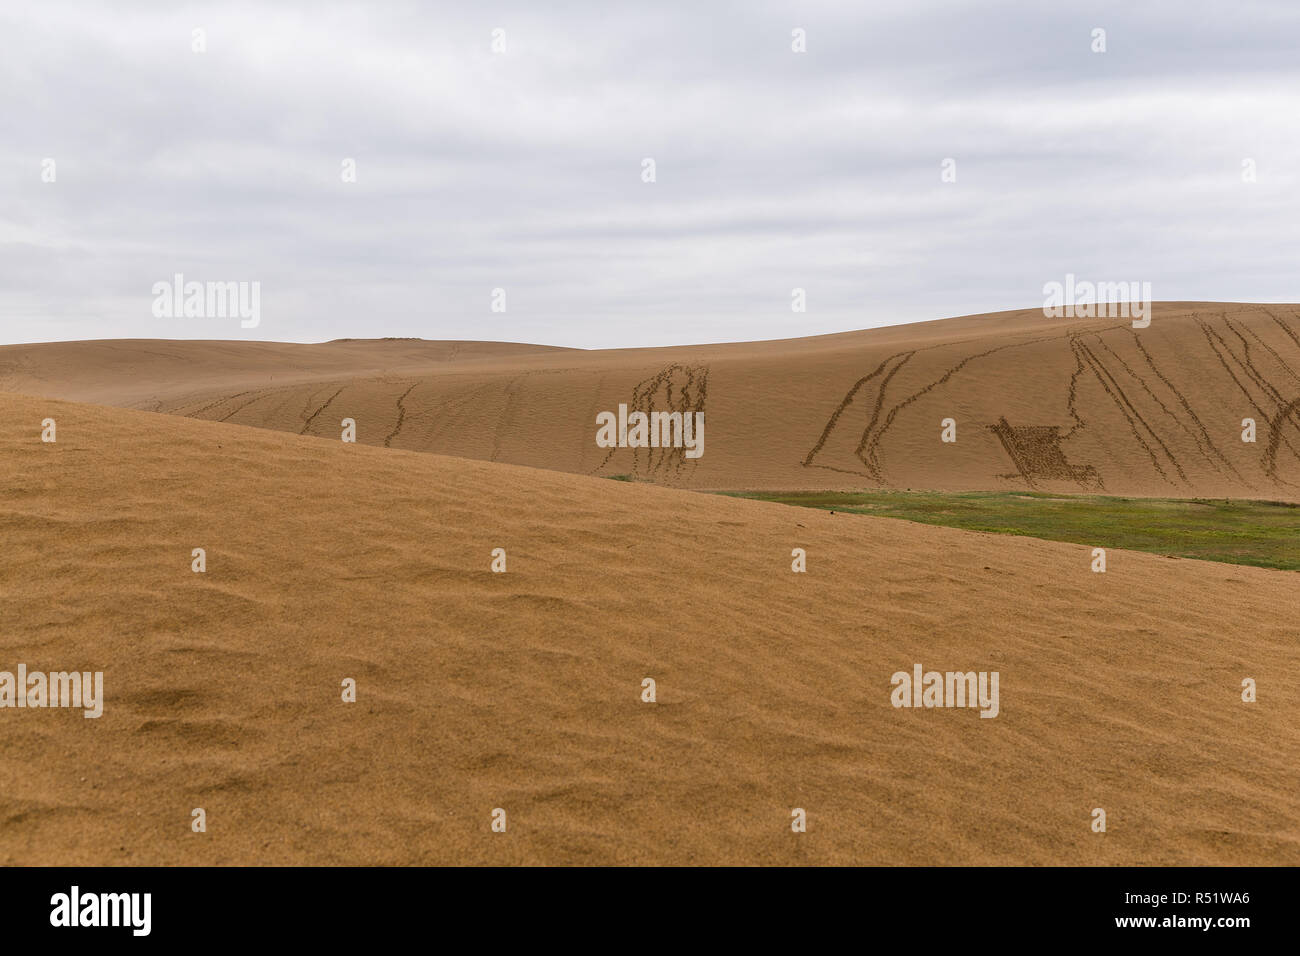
2, 0, 1299, 347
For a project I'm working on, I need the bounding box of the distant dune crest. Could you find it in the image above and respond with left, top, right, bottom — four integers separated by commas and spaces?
2, 303, 1297, 498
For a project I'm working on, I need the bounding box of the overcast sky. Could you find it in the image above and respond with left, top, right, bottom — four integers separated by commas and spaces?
3, 0, 1299, 348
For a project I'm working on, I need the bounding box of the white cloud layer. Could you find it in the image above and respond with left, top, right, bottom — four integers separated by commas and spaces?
3, 0, 1299, 347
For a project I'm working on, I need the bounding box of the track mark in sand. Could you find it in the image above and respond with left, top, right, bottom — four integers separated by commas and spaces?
184, 390, 255, 419
1197, 314, 1300, 483
1071, 334, 1186, 483
1263, 396, 1300, 478
802, 351, 911, 467
1063, 333, 1090, 439
218, 388, 283, 422
1094, 336, 1185, 429
1262, 305, 1300, 354
988, 417, 1101, 490
802, 315, 1300, 491
298, 386, 326, 423
1085, 333, 1204, 484
851, 352, 918, 479
859, 339, 1052, 479
594, 363, 709, 479
384, 382, 418, 447
804, 333, 1061, 481
1124, 328, 1243, 482
300, 387, 345, 435
1227, 313, 1300, 387
1197, 317, 1271, 421
1219, 313, 1300, 480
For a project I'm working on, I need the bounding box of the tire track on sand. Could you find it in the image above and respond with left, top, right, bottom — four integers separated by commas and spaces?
802, 351, 913, 470
300, 387, 345, 435
384, 382, 419, 448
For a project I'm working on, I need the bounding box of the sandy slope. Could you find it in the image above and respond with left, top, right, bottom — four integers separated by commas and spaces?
1, 391, 1296, 865
4, 304, 1300, 498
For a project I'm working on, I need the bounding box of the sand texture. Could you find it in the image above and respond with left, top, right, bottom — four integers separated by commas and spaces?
1, 389, 1297, 865
4, 304, 1300, 497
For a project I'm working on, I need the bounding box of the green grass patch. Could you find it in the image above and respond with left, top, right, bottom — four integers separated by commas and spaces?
720, 489, 1300, 571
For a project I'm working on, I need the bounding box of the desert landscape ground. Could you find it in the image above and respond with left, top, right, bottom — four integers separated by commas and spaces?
5, 302, 1300, 499
2, 304, 1298, 865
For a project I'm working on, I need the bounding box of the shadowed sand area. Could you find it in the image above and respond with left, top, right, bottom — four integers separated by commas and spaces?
1, 391, 1297, 865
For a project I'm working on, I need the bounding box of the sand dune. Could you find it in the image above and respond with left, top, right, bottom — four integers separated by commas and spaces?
1, 391, 1296, 865
4, 303, 1300, 498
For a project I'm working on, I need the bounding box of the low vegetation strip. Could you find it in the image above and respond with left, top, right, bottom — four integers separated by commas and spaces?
722, 489, 1300, 571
